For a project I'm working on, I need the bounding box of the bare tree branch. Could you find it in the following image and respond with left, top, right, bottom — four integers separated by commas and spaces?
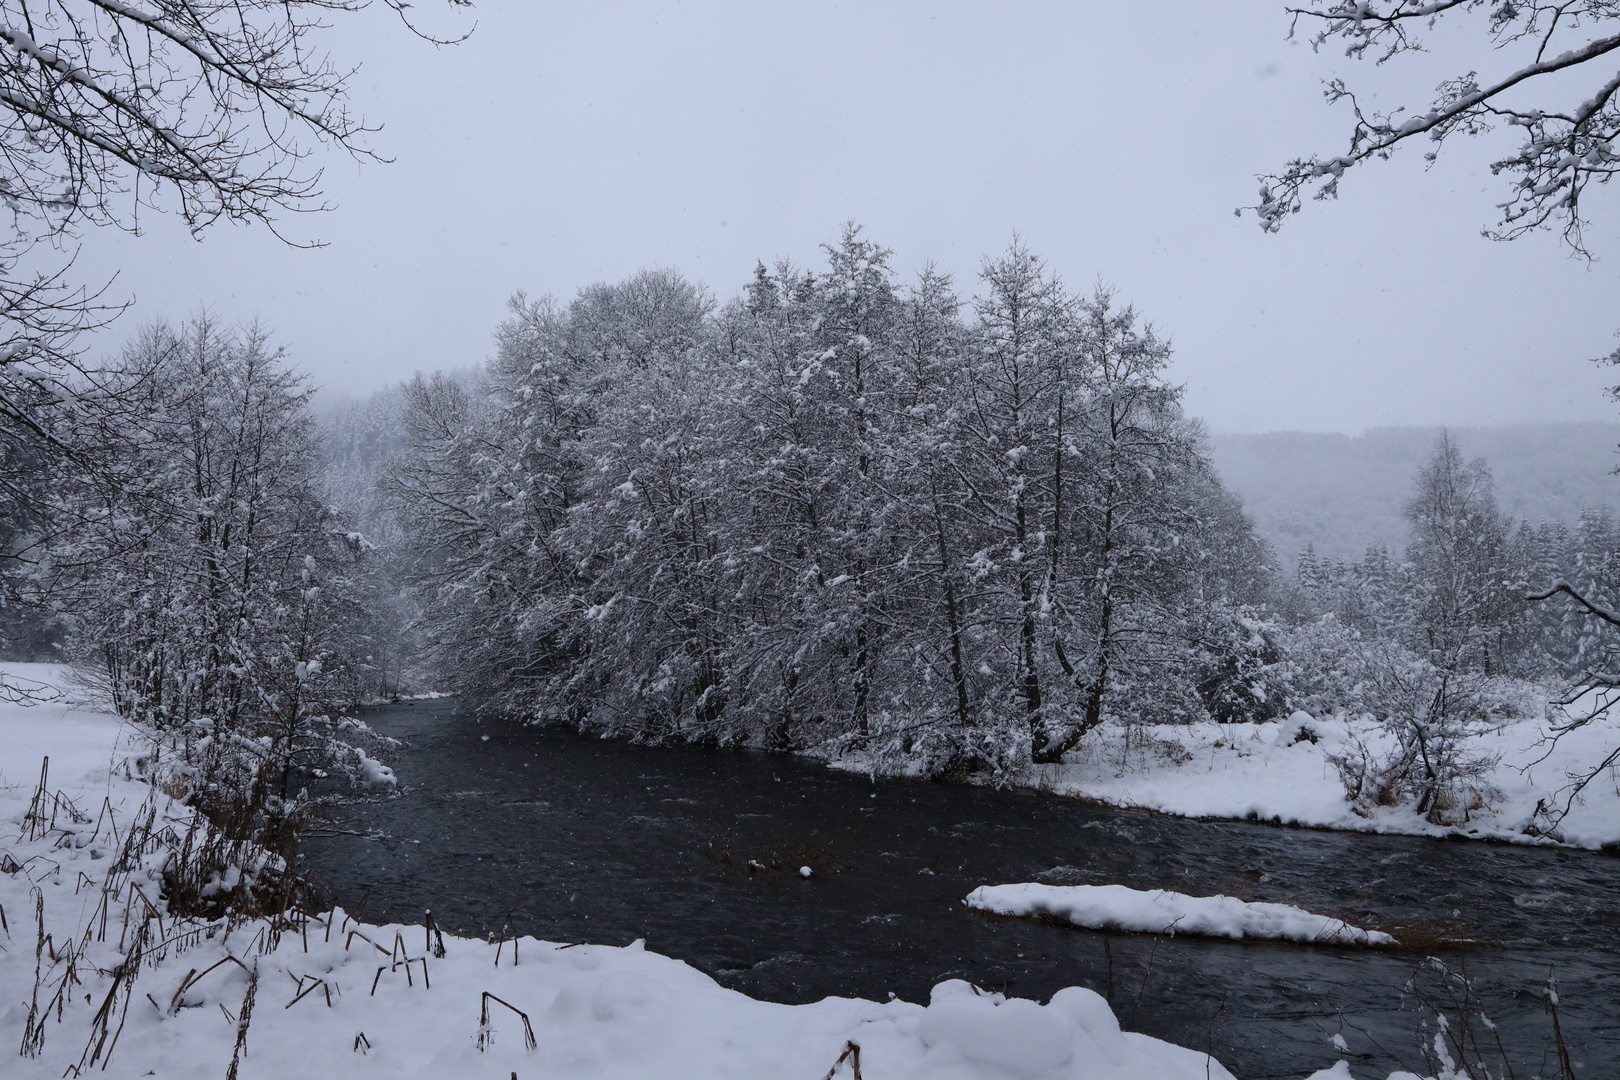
0, 0, 472, 572
1247, 2, 1620, 258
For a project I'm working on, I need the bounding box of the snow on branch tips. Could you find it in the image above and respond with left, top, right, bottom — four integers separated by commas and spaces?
1250, 2, 1620, 257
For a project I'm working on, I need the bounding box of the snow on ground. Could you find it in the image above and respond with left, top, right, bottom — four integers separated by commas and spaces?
1007, 712, 1620, 850
966, 883, 1396, 946
0, 662, 1340, 1080
0, 662, 129, 787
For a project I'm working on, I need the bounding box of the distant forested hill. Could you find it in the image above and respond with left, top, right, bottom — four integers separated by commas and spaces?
1208, 424, 1620, 571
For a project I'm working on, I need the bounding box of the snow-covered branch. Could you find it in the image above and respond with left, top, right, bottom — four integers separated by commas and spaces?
1527, 579, 1620, 627
1252, 1, 1620, 256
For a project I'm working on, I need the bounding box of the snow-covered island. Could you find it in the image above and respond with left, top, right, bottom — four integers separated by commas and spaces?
966, 883, 1397, 946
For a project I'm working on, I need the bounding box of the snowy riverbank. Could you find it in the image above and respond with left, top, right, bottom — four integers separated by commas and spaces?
831, 710, 1620, 850
1020, 713, 1620, 850
0, 662, 1412, 1080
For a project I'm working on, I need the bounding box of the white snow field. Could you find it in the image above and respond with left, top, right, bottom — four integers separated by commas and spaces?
1012, 711, 1620, 850
966, 883, 1396, 946
0, 664, 1434, 1079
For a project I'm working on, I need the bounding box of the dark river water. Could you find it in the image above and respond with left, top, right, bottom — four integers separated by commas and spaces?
301, 698, 1619, 1080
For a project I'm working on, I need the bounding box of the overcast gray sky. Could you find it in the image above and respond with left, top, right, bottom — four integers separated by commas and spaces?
69, 1, 1620, 433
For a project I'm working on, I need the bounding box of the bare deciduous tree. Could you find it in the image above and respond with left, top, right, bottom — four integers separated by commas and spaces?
0, 0, 472, 358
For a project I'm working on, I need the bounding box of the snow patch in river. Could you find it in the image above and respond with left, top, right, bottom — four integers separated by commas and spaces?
966, 883, 1396, 946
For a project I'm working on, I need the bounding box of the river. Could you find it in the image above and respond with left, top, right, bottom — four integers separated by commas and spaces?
301, 698, 1618, 1079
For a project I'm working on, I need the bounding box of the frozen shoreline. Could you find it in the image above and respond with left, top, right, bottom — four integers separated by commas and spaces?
828, 711, 1620, 851
131, 656, 1615, 854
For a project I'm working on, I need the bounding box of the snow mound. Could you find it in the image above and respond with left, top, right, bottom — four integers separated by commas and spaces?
910, 979, 1234, 1079
966, 883, 1396, 946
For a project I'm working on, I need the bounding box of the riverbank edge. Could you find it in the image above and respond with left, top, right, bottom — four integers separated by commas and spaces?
1, 664, 1306, 1080
474, 707, 1620, 854
817, 719, 1620, 855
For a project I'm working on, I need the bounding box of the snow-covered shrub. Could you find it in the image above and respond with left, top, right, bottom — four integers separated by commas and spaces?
1282, 616, 1544, 823
1356, 660, 1505, 823
1192, 606, 1291, 724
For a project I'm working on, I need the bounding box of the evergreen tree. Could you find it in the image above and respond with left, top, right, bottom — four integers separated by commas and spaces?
1403, 433, 1521, 674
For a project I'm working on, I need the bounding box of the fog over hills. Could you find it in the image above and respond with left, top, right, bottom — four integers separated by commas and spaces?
1208, 423, 1620, 571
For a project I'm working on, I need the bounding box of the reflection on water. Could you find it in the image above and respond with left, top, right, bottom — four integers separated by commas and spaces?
302, 699, 1620, 1080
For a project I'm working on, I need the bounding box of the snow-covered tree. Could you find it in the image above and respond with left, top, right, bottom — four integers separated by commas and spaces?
388, 231, 1276, 774
1402, 432, 1531, 675
0, 0, 471, 701
1525, 509, 1620, 675
384, 322, 589, 719
1035, 287, 1210, 757
953, 242, 1074, 759
1281, 435, 1560, 822
48, 317, 396, 842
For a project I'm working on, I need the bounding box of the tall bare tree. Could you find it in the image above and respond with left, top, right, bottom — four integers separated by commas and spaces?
0, 0, 472, 416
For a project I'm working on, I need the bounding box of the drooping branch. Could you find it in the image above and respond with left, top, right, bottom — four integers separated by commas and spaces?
1249, 2, 1620, 257
1527, 580, 1620, 628
1528, 735, 1620, 833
